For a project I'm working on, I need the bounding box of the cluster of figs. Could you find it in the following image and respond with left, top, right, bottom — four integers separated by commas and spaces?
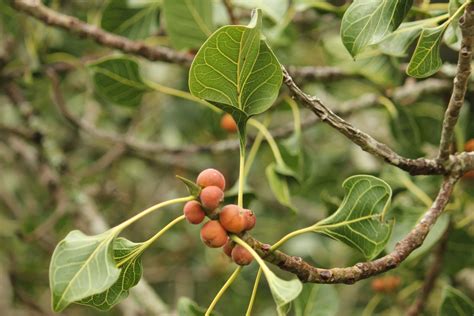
183, 168, 255, 265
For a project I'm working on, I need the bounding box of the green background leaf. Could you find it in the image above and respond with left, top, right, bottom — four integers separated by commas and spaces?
163, 0, 213, 50
294, 284, 339, 316
439, 286, 474, 316
90, 56, 152, 107
314, 175, 393, 260
79, 238, 143, 311
49, 230, 120, 312
266, 163, 297, 212
101, 0, 158, 40
341, 0, 414, 57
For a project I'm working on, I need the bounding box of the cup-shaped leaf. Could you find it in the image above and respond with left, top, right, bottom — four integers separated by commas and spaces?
79, 238, 144, 310
163, 0, 213, 50
314, 175, 393, 260
341, 0, 413, 57
90, 57, 152, 107
407, 24, 447, 78
264, 269, 303, 316
49, 230, 120, 312
189, 9, 283, 140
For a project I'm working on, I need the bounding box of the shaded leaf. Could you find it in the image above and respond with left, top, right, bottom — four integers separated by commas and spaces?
439, 286, 474, 316
224, 181, 256, 208
49, 230, 120, 312
79, 238, 143, 310
314, 175, 393, 260
90, 57, 152, 107
264, 269, 303, 316
443, 228, 474, 274
294, 284, 339, 316
341, 0, 413, 57
177, 297, 218, 316
407, 24, 447, 78
101, 0, 158, 40
163, 0, 213, 50
189, 9, 282, 144
266, 163, 297, 213
444, 0, 466, 50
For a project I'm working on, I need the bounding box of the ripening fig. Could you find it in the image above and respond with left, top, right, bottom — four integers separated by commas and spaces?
200, 186, 224, 210
222, 239, 234, 257
183, 201, 205, 224
243, 209, 256, 231
196, 168, 226, 190
219, 204, 246, 233
200, 220, 228, 248
465, 139, 474, 152
231, 245, 254, 266
371, 276, 401, 293
220, 113, 238, 133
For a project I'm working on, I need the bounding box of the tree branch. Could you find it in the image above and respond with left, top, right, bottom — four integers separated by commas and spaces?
244, 176, 457, 284
438, 4, 474, 162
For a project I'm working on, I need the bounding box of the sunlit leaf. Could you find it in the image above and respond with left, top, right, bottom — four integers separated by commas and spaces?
379, 16, 442, 57
439, 286, 474, 316
163, 0, 213, 50
189, 9, 282, 144
79, 238, 143, 310
407, 24, 447, 78
90, 57, 152, 107
101, 0, 158, 39
341, 0, 413, 57
314, 175, 393, 260
49, 230, 120, 312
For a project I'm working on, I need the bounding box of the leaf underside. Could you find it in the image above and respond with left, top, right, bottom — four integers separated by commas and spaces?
407, 25, 446, 78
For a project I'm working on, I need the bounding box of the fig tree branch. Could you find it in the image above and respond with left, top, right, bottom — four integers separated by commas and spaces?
438, 3, 474, 162
244, 176, 457, 284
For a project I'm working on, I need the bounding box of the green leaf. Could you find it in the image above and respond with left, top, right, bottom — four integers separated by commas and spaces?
176, 175, 201, 198
443, 228, 474, 274
341, 0, 413, 57
314, 175, 393, 260
294, 284, 339, 316
90, 57, 152, 107
265, 271, 303, 316
224, 181, 256, 208
444, 0, 466, 50
266, 163, 297, 213
177, 297, 218, 316
379, 16, 442, 57
101, 0, 158, 40
49, 230, 120, 312
407, 24, 447, 78
189, 9, 283, 142
162, 0, 213, 50
439, 286, 474, 316
233, 0, 289, 23
79, 238, 143, 311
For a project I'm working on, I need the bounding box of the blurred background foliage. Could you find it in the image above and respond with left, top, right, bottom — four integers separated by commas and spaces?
0, 0, 473, 315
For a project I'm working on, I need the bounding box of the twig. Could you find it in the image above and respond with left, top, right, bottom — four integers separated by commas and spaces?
244, 176, 457, 284
438, 4, 474, 161
406, 222, 452, 316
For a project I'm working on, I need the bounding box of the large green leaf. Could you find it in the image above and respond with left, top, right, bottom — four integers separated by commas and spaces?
101, 0, 158, 40
163, 0, 213, 50
90, 57, 152, 107
341, 0, 413, 57
379, 16, 443, 57
49, 230, 120, 312
294, 284, 339, 316
79, 238, 143, 311
407, 24, 447, 78
314, 175, 393, 260
189, 9, 282, 139
439, 286, 474, 316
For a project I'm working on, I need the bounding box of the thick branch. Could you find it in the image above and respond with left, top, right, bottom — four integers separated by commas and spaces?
438, 4, 474, 161
406, 222, 451, 316
244, 176, 457, 284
